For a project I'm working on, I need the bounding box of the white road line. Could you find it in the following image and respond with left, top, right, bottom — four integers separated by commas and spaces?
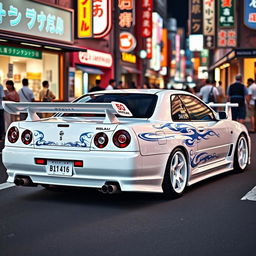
0, 182, 15, 190
241, 186, 256, 201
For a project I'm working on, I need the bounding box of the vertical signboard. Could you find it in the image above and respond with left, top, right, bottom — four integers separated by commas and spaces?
189, 0, 203, 34
203, 0, 215, 48
141, 0, 153, 37
118, 0, 134, 29
244, 0, 256, 29
93, 0, 113, 38
218, 0, 235, 28
217, 29, 237, 47
78, 0, 93, 38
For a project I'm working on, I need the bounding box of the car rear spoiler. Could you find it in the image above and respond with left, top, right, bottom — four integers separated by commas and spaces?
208, 102, 238, 120
2, 101, 133, 123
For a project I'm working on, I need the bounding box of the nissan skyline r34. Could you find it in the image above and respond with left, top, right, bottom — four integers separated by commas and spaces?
2, 89, 251, 198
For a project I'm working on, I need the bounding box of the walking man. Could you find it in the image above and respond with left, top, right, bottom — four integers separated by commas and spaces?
198, 79, 219, 103
227, 74, 248, 124
247, 78, 256, 132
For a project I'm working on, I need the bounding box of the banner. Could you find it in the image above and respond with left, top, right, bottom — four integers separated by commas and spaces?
189, 0, 203, 34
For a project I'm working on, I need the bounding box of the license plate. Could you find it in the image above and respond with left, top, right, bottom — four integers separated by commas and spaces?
46, 160, 73, 176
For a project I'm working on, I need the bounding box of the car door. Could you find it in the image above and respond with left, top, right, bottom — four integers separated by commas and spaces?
179, 94, 232, 169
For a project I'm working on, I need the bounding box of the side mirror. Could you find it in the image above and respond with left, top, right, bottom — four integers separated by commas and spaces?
218, 111, 227, 120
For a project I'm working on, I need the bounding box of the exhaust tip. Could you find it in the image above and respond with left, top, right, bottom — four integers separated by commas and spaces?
14, 178, 21, 186
101, 184, 108, 194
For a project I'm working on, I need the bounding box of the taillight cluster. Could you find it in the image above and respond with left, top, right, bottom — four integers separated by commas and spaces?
94, 130, 131, 149
7, 126, 33, 145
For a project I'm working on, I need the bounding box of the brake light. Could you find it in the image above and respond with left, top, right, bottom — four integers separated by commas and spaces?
113, 130, 131, 148
21, 129, 33, 145
74, 160, 83, 167
94, 132, 109, 148
7, 126, 19, 143
35, 158, 47, 165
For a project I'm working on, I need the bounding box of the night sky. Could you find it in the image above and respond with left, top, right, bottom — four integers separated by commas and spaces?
168, 0, 188, 29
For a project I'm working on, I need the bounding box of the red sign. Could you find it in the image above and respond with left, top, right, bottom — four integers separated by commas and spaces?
119, 32, 137, 52
146, 37, 152, 59
141, 0, 153, 37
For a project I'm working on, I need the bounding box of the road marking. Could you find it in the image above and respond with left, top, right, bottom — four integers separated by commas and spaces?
0, 182, 15, 190
241, 186, 256, 201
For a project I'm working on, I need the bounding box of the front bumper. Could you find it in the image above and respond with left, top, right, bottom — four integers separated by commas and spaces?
3, 147, 167, 193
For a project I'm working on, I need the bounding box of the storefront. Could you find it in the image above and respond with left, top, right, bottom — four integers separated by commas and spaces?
0, 0, 80, 101
70, 49, 113, 98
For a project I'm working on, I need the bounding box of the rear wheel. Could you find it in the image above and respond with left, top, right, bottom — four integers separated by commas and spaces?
234, 135, 249, 172
162, 148, 188, 199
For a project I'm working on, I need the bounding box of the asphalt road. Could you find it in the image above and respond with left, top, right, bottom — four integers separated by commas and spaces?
0, 136, 255, 256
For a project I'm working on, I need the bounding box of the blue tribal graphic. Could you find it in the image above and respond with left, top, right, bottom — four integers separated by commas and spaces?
190, 151, 218, 168
154, 123, 219, 147
138, 132, 174, 141
34, 130, 92, 147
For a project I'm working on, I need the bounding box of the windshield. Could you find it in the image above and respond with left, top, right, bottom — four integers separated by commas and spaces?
75, 93, 158, 118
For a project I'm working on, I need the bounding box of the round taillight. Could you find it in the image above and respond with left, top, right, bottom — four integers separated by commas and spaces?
21, 130, 33, 145
113, 130, 131, 148
7, 126, 19, 143
94, 132, 109, 148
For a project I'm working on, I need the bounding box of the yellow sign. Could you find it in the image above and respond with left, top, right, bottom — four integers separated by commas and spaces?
27, 72, 42, 80
78, 0, 93, 38
121, 52, 136, 64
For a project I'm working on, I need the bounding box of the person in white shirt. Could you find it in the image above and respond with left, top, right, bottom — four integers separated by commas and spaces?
18, 78, 35, 120
0, 83, 4, 140
105, 79, 116, 90
247, 78, 256, 132
198, 79, 219, 103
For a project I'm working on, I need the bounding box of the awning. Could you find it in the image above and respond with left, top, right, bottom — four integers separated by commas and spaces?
122, 66, 141, 74
76, 65, 104, 74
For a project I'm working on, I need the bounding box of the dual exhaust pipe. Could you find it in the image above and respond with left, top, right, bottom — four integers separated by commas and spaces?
14, 177, 35, 186
100, 184, 120, 194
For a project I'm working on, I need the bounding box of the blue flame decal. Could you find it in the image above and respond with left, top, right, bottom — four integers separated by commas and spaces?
138, 132, 174, 141
154, 123, 219, 147
190, 151, 218, 168
34, 130, 92, 147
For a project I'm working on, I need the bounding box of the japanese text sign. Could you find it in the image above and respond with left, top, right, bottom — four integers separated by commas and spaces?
118, 0, 135, 29
244, 0, 256, 30
0, 45, 42, 59
203, 0, 215, 36
0, 0, 73, 43
93, 0, 112, 38
217, 29, 237, 47
189, 0, 203, 34
218, 0, 235, 28
78, 0, 93, 38
141, 0, 153, 37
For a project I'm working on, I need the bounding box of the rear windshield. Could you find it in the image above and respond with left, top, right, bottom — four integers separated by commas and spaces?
75, 93, 158, 118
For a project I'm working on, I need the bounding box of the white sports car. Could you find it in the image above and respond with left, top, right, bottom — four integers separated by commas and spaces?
2, 89, 251, 198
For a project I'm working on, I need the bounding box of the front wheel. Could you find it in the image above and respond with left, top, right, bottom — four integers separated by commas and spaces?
162, 148, 188, 199
234, 135, 249, 173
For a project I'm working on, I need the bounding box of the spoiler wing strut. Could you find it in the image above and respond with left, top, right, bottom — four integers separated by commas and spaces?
2, 101, 132, 123
208, 102, 238, 120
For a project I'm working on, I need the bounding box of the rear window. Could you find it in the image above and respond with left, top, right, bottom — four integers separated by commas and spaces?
75, 93, 158, 118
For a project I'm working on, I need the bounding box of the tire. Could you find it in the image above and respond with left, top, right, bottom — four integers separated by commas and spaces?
162, 148, 189, 199
233, 135, 249, 173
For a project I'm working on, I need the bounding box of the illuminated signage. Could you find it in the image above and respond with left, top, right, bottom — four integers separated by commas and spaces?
203, 0, 215, 49
161, 28, 168, 67
0, 45, 42, 59
118, 0, 134, 28
78, 49, 113, 68
244, 0, 256, 30
93, 0, 112, 38
217, 29, 237, 47
0, 0, 73, 43
141, 0, 153, 37
189, 0, 203, 34
146, 37, 152, 59
121, 52, 136, 63
119, 31, 137, 52
77, 0, 93, 38
218, 0, 235, 28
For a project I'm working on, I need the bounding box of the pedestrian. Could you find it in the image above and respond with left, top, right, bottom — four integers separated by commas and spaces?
3, 80, 20, 128
247, 78, 256, 132
0, 82, 4, 141
18, 78, 35, 120
143, 83, 150, 89
39, 80, 56, 102
198, 79, 219, 103
115, 80, 123, 89
89, 79, 103, 92
227, 74, 248, 124
105, 79, 115, 90
216, 80, 224, 103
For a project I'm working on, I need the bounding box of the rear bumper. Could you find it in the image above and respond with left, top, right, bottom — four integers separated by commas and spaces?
3, 147, 167, 193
